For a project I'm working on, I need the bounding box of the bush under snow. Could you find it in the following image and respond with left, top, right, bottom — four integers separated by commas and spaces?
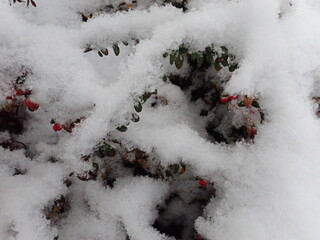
1, 0, 320, 239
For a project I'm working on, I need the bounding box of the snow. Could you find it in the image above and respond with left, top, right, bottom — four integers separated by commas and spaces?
1, 0, 320, 239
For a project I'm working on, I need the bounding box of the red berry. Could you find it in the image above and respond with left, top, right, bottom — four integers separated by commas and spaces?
199, 179, 207, 188
26, 99, 39, 111
228, 95, 239, 101
15, 89, 32, 96
15, 89, 25, 96
251, 128, 257, 135
198, 234, 203, 240
53, 123, 63, 132
220, 98, 229, 103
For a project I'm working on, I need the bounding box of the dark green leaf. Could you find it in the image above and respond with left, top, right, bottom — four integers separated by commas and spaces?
229, 54, 236, 61
221, 55, 229, 67
214, 58, 222, 71
141, 92, 151, 103
92, 162, 99, 171
196, 55, 203, 68
178, 46, 188, 54
169, 53, 175, 65
175, 54, 184, 69
251, 100, 260, 108
205, 53, 214, 63
116, 125, 127, 132
173, 164, 179, 174
101, 49, 109, 56
122, 41, 129, 46
238, 101, 245, 107
100, 144, 116, 157
134, 102, 142, 112
205, 46, 213, 54
113, 44, 120, 56
59, 194, 65, 201
163, 75, 168, 82
98, 51, 103, 57
190, 53, 197, 61
221, 46, 228, 54
229, 63, 238, 72
163, 52, 169, 58
131, 113, 140, 122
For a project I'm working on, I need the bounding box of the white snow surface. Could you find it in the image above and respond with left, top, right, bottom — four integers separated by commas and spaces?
1, 0, 320, 239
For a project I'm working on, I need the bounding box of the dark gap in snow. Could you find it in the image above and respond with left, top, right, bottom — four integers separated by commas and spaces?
164, 0, 189, 12
164, 44, 263, 144
168, 67, 262, 144
0, 109, 24, 134
153, 179, 216, 240
168, 73, 256, 144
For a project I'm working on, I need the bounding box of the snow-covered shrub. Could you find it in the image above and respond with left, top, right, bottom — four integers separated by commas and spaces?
1, 0, 320, 240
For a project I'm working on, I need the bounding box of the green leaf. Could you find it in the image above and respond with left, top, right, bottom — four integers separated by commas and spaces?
175, 54, 184, 69
251, 100, 260, 108
205, 46, 213, 54
134, 102, 142, 112
131, 113, 140, 122
229, 54, 236, 61
116, 125, 127, 132
100, 144, 116, 157
214, 58, 222, 71
173, 164, 179, 174
205, 52, 214, 64
221, 55, 229, 67
122, 41, 129, 46
141, 93, 151, 103
163, 75, 168, 82
101, 49, 109, 56
228, 63, 238, 72
92, 162, 99, 171
178, 46, 188, 54
113, 44, 120, 56
196, 55, 203, 68
190, 53, 197, 61
58, 194, 65, 201
221, 46, 228, 54
169, 53, 176, 65
163, 52, 169, 58
98, 51, 103, 57
238, 101, 245, 107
